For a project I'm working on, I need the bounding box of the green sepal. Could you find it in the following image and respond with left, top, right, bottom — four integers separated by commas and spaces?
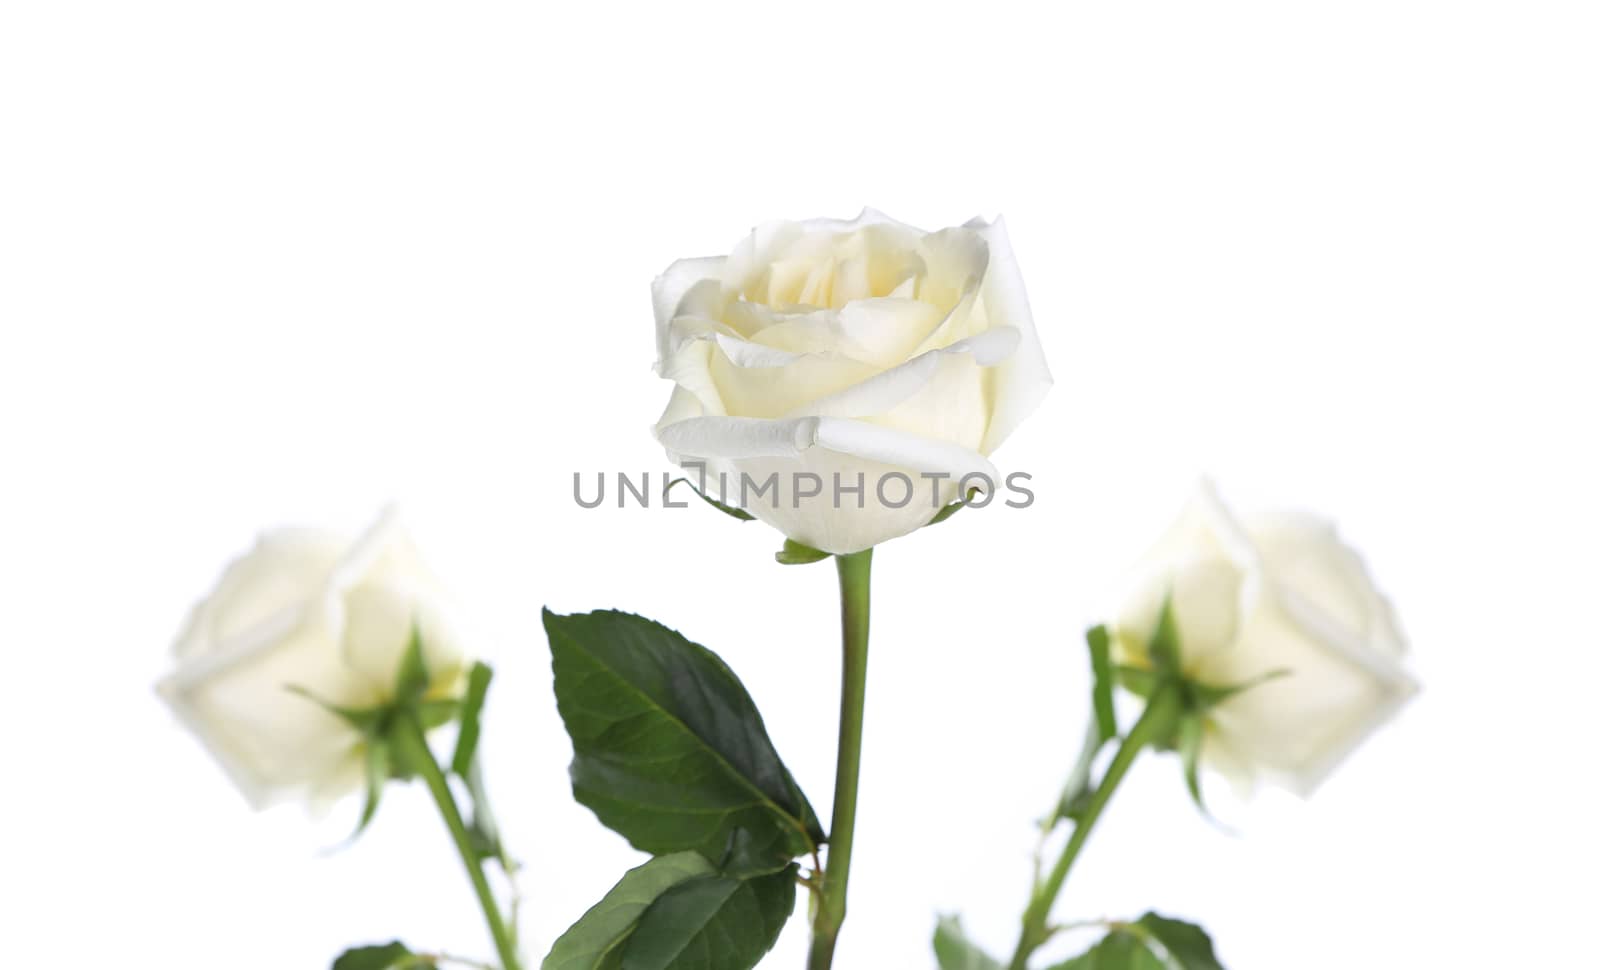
1050, 717, 1107, 828
1045, 626, 1122, 829
353, 739, 389, 839
927, 488, 983, 527
414, 698, 461, 730
1147, 594, 1182, 673
1186, 669, 1290, 711
1086, 626, 1118, 742
669, 477, 757, 521
462, 758, 508, 865
1176, 714, 1207, 813
775, 539, 831, 565
331, 941, 432, 970
394, 624, 430, 702
451, 662, 495, 776
1114, 664, 1162, 699
932, 915, 1005, 970
285, 685, 389, 735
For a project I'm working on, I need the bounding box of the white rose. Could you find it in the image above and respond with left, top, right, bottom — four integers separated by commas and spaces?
157, 509, 466, 810
1112, 481, 1418, 796
652, 209, 1052, 554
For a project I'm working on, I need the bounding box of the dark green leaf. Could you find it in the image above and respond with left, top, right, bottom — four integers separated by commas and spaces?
1148, 594, 1182, 673
775, 539, 830, 565
395, 623, 430, 701
543, 609, 824, 867
713, 825, 799, 878
932, 915, 1004, 970
1046, 931, 1163, 970
669, 477, 757, 521
1086, 626, 1118, 743
542, 852, 716, 970
1134, 914, 1225, 970
620, 867, 796, 970
451, 662, 495, 776
331, 941, 429, 970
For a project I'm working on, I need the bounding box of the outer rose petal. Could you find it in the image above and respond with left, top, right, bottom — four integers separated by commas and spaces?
966, 217, 1054, 455
158, 619, 360, 809
172, 529, 344, 659
656, 415, 996, 553
1244, 509, 1408, 657
1202, 584, 1417, 795
652, 255, 725, 364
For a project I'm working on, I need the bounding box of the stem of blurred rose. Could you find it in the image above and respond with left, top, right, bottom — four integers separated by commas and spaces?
807, 549, 874, 970
1007, 683, 1184, 970
392, 711, 523, 970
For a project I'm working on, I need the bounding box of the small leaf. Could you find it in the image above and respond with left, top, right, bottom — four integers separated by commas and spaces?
1148, 594, 1182, 673
933, 915, 1004, 970
620, 867, 797, 970
775, 539, 831, 565
332, 941, 427, 970
1086, 626, 1118, 742
1051, 717, 1108, 827
463, 758, 506, 864
1046, 627, 1123, 829
544, 609, 824, 869
1046, 931, 1163, 970
395, 623, 431, 701
451, 662, 495, 776
1134, 913, 1225, 970
669, 477, 757, 521
542, 852, 716, 970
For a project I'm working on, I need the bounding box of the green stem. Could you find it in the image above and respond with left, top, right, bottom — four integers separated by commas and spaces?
392, 712, 522, 970
1007, 683, 1183, 970
807, 549, 873, 970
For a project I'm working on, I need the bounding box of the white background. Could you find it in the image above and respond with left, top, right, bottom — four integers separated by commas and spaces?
3, 2, 1597, 968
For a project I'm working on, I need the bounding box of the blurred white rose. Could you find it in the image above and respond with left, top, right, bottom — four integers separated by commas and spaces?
1112, 482, 1418, 796
157, 509, 466, 810
653, 209, 1051, 554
